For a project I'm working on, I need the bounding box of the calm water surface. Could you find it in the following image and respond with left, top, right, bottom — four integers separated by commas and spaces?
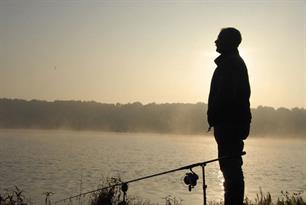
0, 129, 305, 204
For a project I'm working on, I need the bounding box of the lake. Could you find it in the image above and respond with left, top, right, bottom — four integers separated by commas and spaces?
0, 129, 305, 204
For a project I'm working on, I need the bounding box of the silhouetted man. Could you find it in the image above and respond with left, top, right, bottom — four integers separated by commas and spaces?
207, 27, 251, 205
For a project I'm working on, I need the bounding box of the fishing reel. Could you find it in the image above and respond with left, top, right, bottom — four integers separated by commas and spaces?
183, 169, 199, 192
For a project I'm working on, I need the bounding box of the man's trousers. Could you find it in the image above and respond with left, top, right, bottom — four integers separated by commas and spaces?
214, 123, 249, 205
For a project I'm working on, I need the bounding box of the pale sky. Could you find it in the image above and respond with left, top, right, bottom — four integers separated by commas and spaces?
1, 0, 305, 109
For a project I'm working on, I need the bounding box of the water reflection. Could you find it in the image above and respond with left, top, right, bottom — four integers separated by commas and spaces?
0, 130, 305, 205
217, 170, 224, 190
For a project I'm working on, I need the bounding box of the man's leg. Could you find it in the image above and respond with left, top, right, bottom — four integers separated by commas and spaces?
220, 149, 244, 205
214, 125, 245, 205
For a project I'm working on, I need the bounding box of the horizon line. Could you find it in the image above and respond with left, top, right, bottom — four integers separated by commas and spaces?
0, 97, 305, 110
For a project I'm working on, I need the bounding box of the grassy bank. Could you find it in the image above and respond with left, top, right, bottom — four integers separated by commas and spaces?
1, 182, 304, 205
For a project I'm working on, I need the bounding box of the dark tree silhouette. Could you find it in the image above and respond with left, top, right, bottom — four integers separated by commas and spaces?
0, 99, 305, 137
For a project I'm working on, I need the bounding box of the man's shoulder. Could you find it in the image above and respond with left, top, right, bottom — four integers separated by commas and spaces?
229, 54, 245, 64
228, 54, 247, 70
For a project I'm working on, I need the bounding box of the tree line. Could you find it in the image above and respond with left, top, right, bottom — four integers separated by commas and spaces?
0, 98, 305, 137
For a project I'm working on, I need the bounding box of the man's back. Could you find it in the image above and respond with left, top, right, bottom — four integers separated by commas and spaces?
207, 50, 251, 127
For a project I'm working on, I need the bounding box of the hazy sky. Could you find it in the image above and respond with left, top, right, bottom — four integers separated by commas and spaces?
1, 0, 305, 109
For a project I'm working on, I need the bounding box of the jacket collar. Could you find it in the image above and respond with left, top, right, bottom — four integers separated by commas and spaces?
214, 49, 239, 66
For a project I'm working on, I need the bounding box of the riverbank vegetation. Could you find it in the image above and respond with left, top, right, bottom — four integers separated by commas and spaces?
0, 184, 304, 205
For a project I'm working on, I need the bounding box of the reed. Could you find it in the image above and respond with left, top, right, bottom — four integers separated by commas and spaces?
0, 184, 304, 205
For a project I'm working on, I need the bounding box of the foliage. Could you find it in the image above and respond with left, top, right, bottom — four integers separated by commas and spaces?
208, 190, 305, 205
0, 185, 305, 205
89, 178, 181, 205
90, 177, 123, 205
0, 186, 30, 205
0, 99, 306, 136
276, 191, 305, 205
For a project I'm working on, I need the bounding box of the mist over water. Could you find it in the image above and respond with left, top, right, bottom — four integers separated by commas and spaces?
0, 129, 305, 205
1, 99, 305, 137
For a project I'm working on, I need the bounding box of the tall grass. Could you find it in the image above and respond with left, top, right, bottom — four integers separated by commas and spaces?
0, 183, 304, 205
0, 186, 30, 205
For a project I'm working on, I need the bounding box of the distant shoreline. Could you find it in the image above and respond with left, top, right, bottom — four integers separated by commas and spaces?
1, 98, 305, 137
0, 128, 305, 139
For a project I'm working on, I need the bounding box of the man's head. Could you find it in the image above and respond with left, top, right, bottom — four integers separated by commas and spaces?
215, 27, 242, 54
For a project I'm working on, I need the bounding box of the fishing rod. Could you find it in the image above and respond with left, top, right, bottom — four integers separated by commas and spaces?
55, 152, 246, 205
